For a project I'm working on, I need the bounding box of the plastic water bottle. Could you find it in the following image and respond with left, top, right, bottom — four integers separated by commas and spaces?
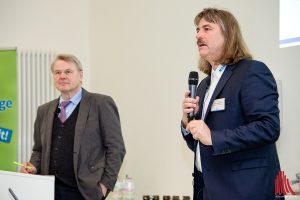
112, 177, 123, 200
123, 175, 135, 200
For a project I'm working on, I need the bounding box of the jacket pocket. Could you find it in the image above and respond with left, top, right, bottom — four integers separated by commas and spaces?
88, 161, 105, 173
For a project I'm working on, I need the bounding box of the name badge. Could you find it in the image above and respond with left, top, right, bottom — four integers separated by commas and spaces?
211, 98, 225, 112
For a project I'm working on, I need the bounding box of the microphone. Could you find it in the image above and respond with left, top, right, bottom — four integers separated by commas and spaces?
55, 107, 61, 116
8, 188, 19, 200
188, 71, 199, 121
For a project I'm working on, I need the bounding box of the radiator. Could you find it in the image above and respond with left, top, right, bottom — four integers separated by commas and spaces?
17, 50, 57, 163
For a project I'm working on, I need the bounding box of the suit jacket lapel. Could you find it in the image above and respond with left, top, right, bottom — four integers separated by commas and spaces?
204, 66, 233, 120
193, 78, 210, 148
73, 89, 91, 160
197, 77, 210, 119
44, 100, 59, 173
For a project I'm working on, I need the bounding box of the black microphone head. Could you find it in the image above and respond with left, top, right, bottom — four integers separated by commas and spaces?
188, 71, 198, 85
55, 107, 61, 114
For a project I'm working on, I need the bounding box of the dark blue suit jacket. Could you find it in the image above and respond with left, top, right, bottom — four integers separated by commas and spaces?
183, 59, 280, 200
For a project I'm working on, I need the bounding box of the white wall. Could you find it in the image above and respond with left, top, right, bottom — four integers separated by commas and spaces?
1, 0, 299, 198
90, 1, 198, 197
0, 0, 91, 88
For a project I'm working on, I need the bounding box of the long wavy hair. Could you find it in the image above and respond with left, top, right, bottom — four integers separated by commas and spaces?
194, 8, 252, 75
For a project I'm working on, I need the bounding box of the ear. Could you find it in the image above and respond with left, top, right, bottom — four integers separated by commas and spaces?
80, 70, 83, 79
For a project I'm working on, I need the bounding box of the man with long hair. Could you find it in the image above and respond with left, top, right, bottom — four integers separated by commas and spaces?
181, 8, 280, 200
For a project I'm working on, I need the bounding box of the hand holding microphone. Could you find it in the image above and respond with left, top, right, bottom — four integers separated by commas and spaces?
182, 71, 212, 145
182, 71, 199, 127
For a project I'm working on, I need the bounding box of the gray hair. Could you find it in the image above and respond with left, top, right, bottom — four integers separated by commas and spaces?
51, 54, 83, 72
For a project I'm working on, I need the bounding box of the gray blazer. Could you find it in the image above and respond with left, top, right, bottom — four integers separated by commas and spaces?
30, 88, 126, 200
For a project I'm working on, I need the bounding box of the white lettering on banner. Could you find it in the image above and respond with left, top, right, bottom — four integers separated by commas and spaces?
0, 127, 13, 143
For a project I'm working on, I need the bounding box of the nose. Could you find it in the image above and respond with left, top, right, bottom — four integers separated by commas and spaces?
196, 31, 202, 40
59, 72, 67, 78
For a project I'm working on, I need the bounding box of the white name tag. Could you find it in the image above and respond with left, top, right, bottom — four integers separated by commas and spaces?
211, 98, 225, 112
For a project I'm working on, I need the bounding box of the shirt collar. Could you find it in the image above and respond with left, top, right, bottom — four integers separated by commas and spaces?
211, 64, 226, 80
59, 88, 83, 106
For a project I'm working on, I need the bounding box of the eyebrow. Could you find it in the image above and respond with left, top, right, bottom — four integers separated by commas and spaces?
54, 69, 74, 73
202, 23, 213, 28
196, 24, 213, 32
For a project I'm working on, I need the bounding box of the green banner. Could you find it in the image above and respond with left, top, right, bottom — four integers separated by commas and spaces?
0, 49, 17, 171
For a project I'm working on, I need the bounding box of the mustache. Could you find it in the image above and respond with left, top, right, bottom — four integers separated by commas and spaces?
197, 39, 206, 46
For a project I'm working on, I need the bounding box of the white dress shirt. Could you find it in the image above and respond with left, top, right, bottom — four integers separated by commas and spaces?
182, 65, 226, 172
